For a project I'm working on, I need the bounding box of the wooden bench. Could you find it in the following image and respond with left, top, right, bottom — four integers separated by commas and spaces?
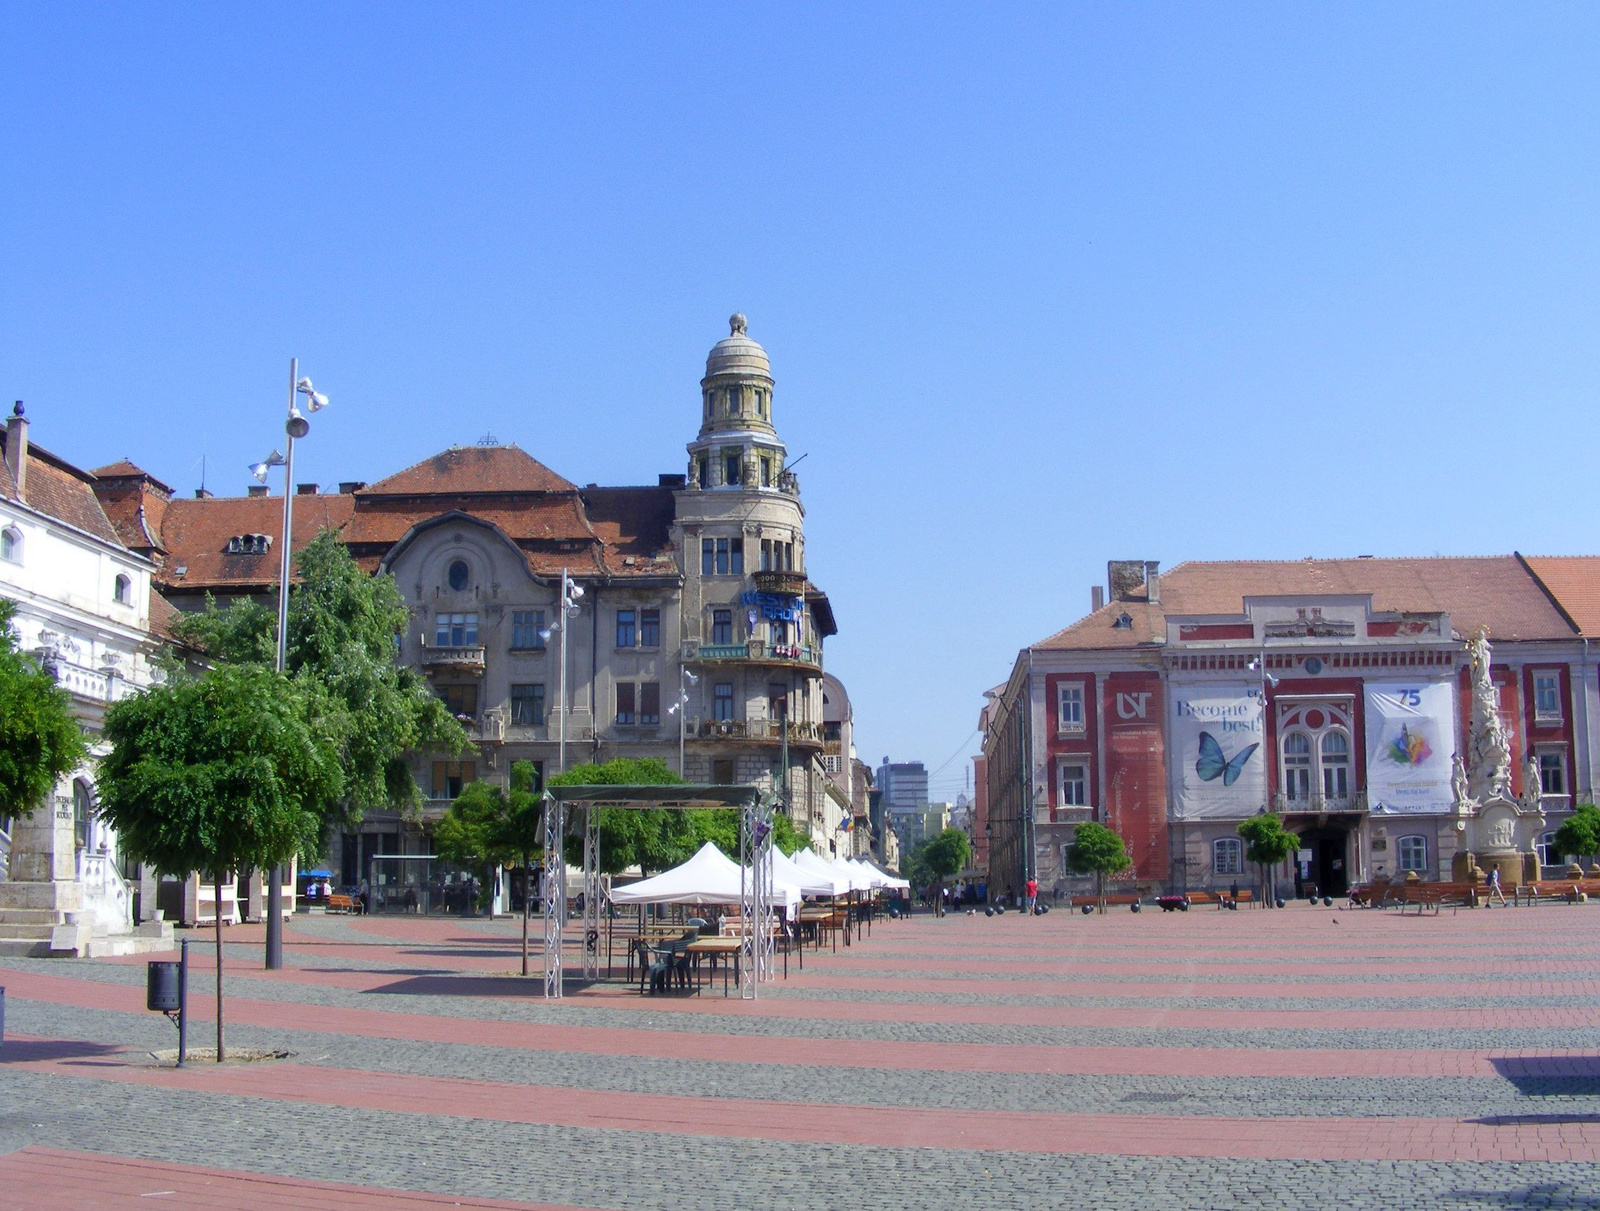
1514, 880, 1600, 906
326, 893, 362, 914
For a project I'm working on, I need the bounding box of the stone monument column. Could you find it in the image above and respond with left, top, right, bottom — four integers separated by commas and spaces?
0, 780, 89, 955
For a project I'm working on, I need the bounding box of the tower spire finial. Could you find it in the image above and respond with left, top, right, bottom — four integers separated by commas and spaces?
729, 312, 747, 336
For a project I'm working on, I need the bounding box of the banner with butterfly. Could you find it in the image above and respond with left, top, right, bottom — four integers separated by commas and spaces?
1364, 682, 1455, 814
1172, 687, 1265, 819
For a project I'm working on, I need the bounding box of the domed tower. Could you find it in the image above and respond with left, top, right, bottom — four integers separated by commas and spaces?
672, 315, 830, 832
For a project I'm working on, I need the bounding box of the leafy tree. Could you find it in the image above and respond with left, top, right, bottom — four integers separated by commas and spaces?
1553, 803, 1600, 870
1237, 813, 1296, 906
171, 532, 467, 839
1066, 821, 1132, 914
96, 664, 342, 1060
686, 803, 805, 860
549, 758, 690, 876
0, 599, 88, 819
434, 760, 543, 974
917, 827, 971, 916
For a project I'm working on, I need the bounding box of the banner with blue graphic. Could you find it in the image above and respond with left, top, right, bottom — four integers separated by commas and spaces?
1364, 681, 1455, 814
1170, 686, 1264, 820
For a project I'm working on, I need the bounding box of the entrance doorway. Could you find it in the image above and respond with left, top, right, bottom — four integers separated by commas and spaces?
1296, 826, 1350, 897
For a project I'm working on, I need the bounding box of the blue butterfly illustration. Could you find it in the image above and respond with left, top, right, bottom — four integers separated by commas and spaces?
1196, 731, 1259, 786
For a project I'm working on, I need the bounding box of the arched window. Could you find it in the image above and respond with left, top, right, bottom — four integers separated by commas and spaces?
72, 779, 93, 853
447, 560, 470, 592
1398, 834, 1428, 874
0, 526, 19, 563
113, 574, 131, 604
1282, 732, 1312, 802
1320, 731, 1350, 801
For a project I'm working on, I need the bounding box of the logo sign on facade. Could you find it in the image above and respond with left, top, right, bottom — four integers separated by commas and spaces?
740, 591, 801, 622
1116, 691, 1151, 719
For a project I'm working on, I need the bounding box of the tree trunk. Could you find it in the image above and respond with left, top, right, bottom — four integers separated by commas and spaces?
214, 872, 226, 1063
520, 851, 531, 977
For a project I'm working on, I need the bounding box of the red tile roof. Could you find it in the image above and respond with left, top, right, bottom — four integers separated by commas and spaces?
1034, 557, 1576, 651
0, 438, 123, 546
159, 493, 356, 591
361, 445, 576, 496
1522, 556, 1600, 636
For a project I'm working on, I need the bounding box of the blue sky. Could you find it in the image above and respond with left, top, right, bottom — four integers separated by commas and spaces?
4, 4, 1597, 801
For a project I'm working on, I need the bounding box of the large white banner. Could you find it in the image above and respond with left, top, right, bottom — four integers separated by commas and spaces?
1171, 685, 1265, 820
1364, 681, 1455, 815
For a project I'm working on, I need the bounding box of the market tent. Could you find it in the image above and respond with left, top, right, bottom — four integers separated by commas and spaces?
771, 847, 846, 897
795, 847, 874, 892
862, 859, 911, 891
608, 842, 802, 915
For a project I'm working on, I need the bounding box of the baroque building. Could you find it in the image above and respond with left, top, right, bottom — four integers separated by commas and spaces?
983, 556, 1600, 903
141, 317, 840, 906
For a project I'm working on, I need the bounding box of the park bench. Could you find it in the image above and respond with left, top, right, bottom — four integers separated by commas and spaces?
1514, 880, 1600, 906
326, 893, 361, 914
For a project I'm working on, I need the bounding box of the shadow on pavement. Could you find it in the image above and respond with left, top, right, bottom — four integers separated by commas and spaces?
0, 1039, 126, 1064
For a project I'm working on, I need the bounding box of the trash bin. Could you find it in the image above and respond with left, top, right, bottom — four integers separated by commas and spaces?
147, 960, 181, 1012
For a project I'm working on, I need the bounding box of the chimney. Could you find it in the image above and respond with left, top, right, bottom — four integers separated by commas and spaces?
296, 483, 319, 495
338, 481, 366, 494
194, 487, 212, 499
248, 484, 269, 498
1144, 560, 1161, 604
1091, 585, 1105, 612
5, 401, 28, 498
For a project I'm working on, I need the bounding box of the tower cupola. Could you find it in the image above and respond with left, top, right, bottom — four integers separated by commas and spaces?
686, 313, 792, 494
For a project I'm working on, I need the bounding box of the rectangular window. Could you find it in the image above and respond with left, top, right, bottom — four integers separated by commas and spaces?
434, 612, 479, 647
640, 609, 660, 648
640, 682, 660, 724
760, 539, 773, 571
731, 538, 743, 574
430, 761, 476, 800
697, 457, 710, 489
1058, 762, 1087, 807
1398, 835, 1428, 873
716, 538, 729, 575
1534, 672, 1562, 722
511, 610, 546, 650
783, 542, 793, 571
769, 683, 789, 720
616, 682, 636, 725
1057, 684, 1085, 733
1539, 750, 1568, 796
725, 453, 741, 485
712, 758, 734, 785
510, 683, 545, 727
713, 682, 734, 721
1213, 837, 1243, 875
436, 684, 478, 717
712, 609, 732, 645
760, 456, 772, 486
702, 538, 715, 575
616, 609, 636, 648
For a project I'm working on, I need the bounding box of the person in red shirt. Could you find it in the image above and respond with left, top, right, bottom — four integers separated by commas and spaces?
1025, 877, 1038, 914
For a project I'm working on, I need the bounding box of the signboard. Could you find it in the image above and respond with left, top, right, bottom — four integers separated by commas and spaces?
1364, 681, 1455, 814
1171, 685, 1264, 819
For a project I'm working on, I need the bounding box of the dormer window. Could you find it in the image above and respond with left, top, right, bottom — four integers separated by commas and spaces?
1112, 612, 1133, 629
225, 534, 272, 555
448, 560, 470, 591
113, 574, 131, 605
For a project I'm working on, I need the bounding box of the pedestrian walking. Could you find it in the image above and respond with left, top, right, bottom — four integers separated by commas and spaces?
1488, 866, 1507, 906
1025, 876, 1038, 914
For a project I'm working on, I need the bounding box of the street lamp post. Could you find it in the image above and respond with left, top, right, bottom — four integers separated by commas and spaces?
257, 358, 327, 970
540, 570, 583, 775
667, 665, 698, 776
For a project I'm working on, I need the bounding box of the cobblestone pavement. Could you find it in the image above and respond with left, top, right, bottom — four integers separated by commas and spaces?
4, 904, 1600, 1208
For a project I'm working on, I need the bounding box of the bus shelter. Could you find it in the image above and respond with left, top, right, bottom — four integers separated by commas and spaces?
539, 783, 776, 1001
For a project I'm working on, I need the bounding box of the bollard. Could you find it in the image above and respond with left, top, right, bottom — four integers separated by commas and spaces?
0, 985, 5, 1047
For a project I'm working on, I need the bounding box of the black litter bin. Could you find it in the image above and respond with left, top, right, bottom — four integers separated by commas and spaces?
147, 960, 181, 1012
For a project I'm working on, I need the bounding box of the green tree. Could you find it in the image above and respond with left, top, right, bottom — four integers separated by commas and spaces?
0, 599, 88, 819
686, 803, 805, 860
434, 760, 543, 974
1066, 821, 1132, 914
1237, 813, 1296, 906
548, 758, 691, 876
171, 532, 467, 839
96, 664, 342, 1060
1553, 803, 1600, 870
918, 827, 971, 917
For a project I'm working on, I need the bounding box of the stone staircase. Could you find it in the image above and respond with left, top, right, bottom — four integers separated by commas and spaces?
0, 879, 174, 958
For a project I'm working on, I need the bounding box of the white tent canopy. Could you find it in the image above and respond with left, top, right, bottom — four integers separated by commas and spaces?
770, 847, 844, 897
795, 847, 874, 892
607, 842, 802, 915
862, 859, 911, 891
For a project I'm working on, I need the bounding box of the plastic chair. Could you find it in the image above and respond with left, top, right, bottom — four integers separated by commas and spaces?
635, 937, 670, 995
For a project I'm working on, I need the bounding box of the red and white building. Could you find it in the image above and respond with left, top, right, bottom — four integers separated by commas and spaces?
982, 556, 1600, 902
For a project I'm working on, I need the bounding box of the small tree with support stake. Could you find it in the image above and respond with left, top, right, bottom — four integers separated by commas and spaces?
96, 665, 341, 1060
1066, 822, 1131, 914
1237, 812, 1296, 906
435, 760, 544, 975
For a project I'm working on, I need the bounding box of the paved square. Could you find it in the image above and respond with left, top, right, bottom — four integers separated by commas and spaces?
4, 902, 1600, 1208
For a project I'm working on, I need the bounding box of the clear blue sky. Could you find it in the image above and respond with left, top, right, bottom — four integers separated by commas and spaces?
4, 4, 1597, 801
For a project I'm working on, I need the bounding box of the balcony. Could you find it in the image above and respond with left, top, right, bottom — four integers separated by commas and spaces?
1273, 791, 1368, 816
753, 569, 808, 597
683, 640, 821, 671
689, 717, 824, 748
421, 644, 486, 674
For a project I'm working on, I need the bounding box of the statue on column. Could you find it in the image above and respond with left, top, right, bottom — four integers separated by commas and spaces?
1523, 752, 1543, 812
1467, 629, 1512, 801
1451, 752, 1471, 809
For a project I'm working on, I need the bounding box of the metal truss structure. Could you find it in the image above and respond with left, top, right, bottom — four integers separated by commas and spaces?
541, 796, 566, 999
739, 793, 776, 998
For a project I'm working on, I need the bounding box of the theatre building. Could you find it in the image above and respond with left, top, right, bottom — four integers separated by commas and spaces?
982, 556, 1600, 902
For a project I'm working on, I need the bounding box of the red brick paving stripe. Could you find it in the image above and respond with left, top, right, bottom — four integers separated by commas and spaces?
0, 1145, 593, 1210
782, 973, 1600, 998
13, 1052, 1599, 1163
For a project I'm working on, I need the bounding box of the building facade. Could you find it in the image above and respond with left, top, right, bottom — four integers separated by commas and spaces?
141, 317, 839, 901
0, 404, 173, 954
983, 557, 1600, 901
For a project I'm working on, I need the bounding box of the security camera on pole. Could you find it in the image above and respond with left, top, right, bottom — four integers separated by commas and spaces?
256, 359, 327, 971
539, 570, 584, 775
